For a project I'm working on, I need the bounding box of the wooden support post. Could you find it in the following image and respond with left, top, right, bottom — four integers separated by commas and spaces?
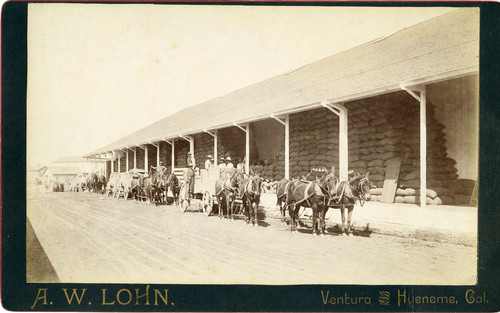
204, 129, 218, 167
111, 152, 114, 173
245, 123, 250, 175
401, 83, 427, 208
162, 139, 175, 171
338, 106, 348, 181
271, 114, 289, 180
157, 143, 160, 167
214, 131, 218, 167
322, 102, 348, 181
179, 135, 194, 154
233, 122, 249, 174
172, 141, 175, 171
126, 149, 129, 172
145, 145, 149, 172
420, 86, 427, 208
285, 114, 290, 180
134, 147, 137, 169
105, 153, 108, 176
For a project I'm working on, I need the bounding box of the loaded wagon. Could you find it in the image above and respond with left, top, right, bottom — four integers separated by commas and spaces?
177, 167, 243, 216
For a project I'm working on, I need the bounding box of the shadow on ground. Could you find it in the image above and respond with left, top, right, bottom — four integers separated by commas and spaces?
27, 219, 60, 283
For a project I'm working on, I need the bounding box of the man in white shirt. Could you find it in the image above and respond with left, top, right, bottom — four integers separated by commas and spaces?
219, 157, 227, 168
226, 156, 234, 169
237, 158, 245, 173
205, 155, 213, 169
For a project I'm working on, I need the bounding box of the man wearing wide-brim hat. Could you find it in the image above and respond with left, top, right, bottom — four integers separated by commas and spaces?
225, 156, 234, 169
218, 157, 227, 168
205, 154, 213, 169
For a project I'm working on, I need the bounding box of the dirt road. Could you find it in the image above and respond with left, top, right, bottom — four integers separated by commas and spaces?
27, 192, 477, 285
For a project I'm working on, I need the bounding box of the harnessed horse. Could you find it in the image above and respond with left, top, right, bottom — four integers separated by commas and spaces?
98, 174, 107, 194
238, 175, 263, 226
326, 172, 372, 235
146, 169, 163, 206
277, 172, 338, 235
215, 172, 243, 220
86, 173, 97, 192
164, 172, 180, 206
106, 173, 119, 197
116, 172, 134, 199
286, 178, 328, 236
276, 178, 298, 225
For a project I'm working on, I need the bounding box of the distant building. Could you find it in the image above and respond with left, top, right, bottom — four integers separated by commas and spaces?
27, 164, 47, 189
52, 156, 106, 174
41, 166, 82, 184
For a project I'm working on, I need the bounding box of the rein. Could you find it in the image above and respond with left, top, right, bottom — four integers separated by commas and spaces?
276, 180, 292, 199
216, 175, 240, 196
329, 176, 370, 207
244, 178, 261, 198
293, 181, 324, 206
355, 177, 370, 206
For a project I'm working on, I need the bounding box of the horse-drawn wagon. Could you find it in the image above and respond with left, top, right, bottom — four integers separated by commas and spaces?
177, 166, 263, 226
177, 167, 227, 215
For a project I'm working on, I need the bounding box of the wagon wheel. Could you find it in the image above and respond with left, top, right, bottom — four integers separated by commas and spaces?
202, 191, 213, 216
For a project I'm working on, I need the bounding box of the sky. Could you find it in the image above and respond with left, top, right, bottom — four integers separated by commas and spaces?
26, 4, 456, 167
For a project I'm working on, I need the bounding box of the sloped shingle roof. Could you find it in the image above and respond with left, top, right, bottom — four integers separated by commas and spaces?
87, 8, 479, 156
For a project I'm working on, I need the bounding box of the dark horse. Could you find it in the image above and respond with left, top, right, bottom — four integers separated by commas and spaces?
215, 172, 243, 220
86, 173, 97, 192
147, 170, 163, 206
326, 172, 372, 236
129, 173, 157, 205
96, 174, 107, 194
275, 178, 297, 225
284, 173, 339, 236
164, 172, 180, 206
238, 175, 263, 226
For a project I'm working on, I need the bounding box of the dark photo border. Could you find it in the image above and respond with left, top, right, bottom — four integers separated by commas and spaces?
2, 1, 499, 311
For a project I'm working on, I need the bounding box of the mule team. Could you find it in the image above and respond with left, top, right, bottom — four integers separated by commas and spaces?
276, 169, 372, 236
64, 164, 372, 236
105, 168, 181, 206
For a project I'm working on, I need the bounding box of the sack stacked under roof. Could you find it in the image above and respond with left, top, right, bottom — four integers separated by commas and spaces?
262, 108, 339, 181
136, 92, 474, 206
345, 93, 472, 205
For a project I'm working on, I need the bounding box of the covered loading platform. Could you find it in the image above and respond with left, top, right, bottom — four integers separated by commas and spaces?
85, 9, 479, 207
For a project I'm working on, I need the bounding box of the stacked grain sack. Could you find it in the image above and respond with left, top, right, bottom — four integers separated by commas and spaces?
346, 98, 408, 190
174, 142, 190, 168
193, 133, 216, 168
216, 127, 246, 162
282, 108, 340, 179
347, 93, 471, 205
238, 92, 472, 205
395, 99, 466, 205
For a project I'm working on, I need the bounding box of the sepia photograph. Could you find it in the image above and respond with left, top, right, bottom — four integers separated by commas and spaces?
2, 2, 496, 311
25, 4, 480, 287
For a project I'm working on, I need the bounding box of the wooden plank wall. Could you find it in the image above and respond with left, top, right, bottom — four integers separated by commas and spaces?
428, 74, 479, 180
